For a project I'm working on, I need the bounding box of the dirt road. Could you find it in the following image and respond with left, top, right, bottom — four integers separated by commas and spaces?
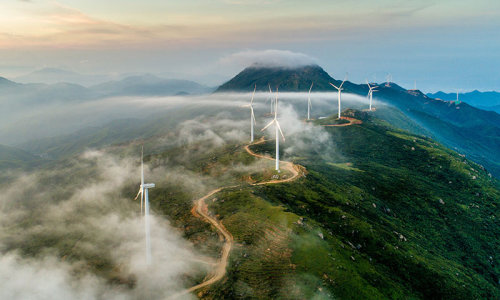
321, 116, 362, 127
174, 139, 304, 298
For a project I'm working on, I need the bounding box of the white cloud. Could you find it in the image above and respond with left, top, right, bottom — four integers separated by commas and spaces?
219, 49, 317, 69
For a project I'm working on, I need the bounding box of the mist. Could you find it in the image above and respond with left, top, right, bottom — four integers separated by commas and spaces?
0, 87, 369, 298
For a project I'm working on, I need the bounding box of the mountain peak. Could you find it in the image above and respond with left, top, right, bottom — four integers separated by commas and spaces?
216, 64, 335, 92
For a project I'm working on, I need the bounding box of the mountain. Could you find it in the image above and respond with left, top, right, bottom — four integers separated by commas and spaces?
0, 76, 19, 87
216, 65, 500, 177
479, 104, 500, 114
0, 144, 42, 169
0, 79, 94, 105
427, 90, 500, 109
215, 64, 359, 93
15, 68, 111, 86
151, 109, 500, 299
91, 74, 213, 96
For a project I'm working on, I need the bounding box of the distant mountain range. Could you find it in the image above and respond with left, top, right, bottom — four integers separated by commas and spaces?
0, 74, 213, 104
427, 90, 500, 113
92, 74, 212, 96
14, 68, 111, 87
216, 65, 500, 177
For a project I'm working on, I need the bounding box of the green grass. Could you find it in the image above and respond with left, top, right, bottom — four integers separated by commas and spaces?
197, 111, 500, 299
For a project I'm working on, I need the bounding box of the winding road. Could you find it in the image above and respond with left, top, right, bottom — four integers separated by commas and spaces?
175, 117, 360, 298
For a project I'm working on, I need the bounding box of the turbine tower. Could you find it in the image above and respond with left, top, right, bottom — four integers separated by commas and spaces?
455, 91, 461, 104
134, 147, 155, 265
244, 84, 257, 143
366, 80, 378, 111
262, 88, 285, 172
329, 74, 347, 119
307, 82, 313, 120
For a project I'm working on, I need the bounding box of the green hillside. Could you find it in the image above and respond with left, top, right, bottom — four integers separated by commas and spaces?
0, 143, 42, 170
214, 65, 500, 178
167, 110, 500, 299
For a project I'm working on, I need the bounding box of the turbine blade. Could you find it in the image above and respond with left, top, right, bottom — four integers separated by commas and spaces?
251, 107, 256, 123
250, 84, 256, 104
329, 82, 340, 90
309, 82, 314, 93
141, 146, 144, 187
274, 87, 279, 118
340, 73, 348, 89
261, 120, 274, 131
134, 188, 142, 200
276, 121, 285, 141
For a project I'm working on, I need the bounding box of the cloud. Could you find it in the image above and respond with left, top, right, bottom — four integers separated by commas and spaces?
0, 150, 202, 299
220, 49, 318, 69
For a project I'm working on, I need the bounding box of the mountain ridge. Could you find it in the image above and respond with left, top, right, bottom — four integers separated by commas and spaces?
215, 64, 500, 177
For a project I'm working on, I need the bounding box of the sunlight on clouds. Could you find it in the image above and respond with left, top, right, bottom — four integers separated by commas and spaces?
0, 0, 499, 49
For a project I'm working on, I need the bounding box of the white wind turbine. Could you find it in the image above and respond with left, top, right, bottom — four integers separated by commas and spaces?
329, 74, 348, 119
134, 147, 155, 265
262, 88, 285, 172
366, 80, 378, 111
307, 82, 313, 120
244, 84, 257, 143
385, 73, 392, 87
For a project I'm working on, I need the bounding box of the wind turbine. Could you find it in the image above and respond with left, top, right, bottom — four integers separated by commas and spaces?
329, 74, 348, 119
455, 91, 461, 104
244, 84, 257, 143
134, 147, 155, 265
385, 73, 392, 87
262, 88, 285, 172
366, 80, 378, 111
307, 82, 313, 120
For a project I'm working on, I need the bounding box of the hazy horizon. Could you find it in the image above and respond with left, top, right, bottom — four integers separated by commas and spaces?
1, 0, 499, 93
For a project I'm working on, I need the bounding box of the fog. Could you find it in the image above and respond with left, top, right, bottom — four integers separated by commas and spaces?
0, 89, 371, 299
219, 49, 318, 69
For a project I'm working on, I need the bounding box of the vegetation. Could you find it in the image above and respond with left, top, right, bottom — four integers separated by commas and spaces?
193, 111, 499, 299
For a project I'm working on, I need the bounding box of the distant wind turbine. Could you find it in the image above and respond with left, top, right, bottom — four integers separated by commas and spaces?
385, 73, 392, 87
262, 88, 285, 172
366, 80, 378, 111
307, 82, 313, 120
134, 147, 155, 265
329, 73, 348, 119
455, 91, 461, 104
244, 84, 257, 143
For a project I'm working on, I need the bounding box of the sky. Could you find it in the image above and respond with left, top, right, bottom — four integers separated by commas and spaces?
1, 0, 499, 92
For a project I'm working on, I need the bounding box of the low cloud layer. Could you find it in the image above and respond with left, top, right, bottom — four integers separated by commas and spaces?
0, 90, 372, 298
0, 150, 203, 299
220, 49, 318, 69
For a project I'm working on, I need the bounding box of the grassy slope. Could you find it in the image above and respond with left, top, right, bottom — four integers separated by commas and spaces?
0, 143, 42, 170
199, 111, 499, 299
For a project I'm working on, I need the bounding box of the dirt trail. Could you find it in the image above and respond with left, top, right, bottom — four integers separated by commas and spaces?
186, 187, 235, 292
173, 117, 361, 298
244, 138, 303, 185
321, 116, 362, 127
173, 139, 305, 298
